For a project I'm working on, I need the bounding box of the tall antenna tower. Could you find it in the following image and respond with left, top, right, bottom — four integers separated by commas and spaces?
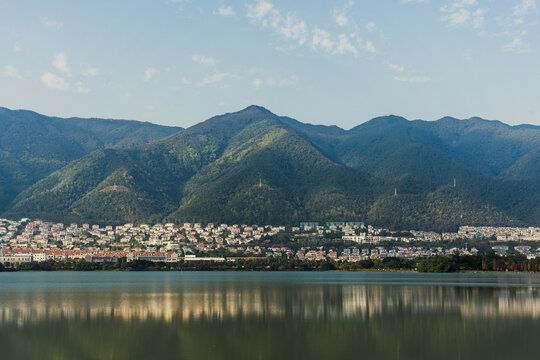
259, 176, 263, 188
394, 188, 398, 197
453, 178, 456, 188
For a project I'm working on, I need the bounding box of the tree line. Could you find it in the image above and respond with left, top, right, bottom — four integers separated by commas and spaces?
1, 252, 539, 273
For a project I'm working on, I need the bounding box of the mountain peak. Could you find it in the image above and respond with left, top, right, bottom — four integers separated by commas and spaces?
436, 116, 510, 129
349, 115, 409, 132
238, 105, 274, 116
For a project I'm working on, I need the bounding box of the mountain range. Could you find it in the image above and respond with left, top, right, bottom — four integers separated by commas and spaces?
1, 105, 539, 232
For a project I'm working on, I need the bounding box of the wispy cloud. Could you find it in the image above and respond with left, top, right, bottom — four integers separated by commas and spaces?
312, 27, 334, 52
42, 17, 63, 29
144, 68, 157, 82
247, 1, 275, 21
335, 34, 358, 56
513, 0, 536, 24
247, 1, 376, 57
192, 54, 216, 65
253, 78, 263, 89
364, 40, 376, 53
495, 1, 536, 53
440, 0, 485, 29
2, 65, 24, 79
41, 72, 70, 90
394, 76, 431, 83
247, 1, 307, 46
12, 43, 21, 53
389, 62, 430, 82
253, 74, 299, 89
365, 22, 376, 32
53, 53, 70, 74
215, 5, 235, 17
333, 1, 354, 27
503, 34, 531, 53
82, 66, 100, 77
389, 63, 405, 72
196, 72, 230, 87
75, 80, 90, 93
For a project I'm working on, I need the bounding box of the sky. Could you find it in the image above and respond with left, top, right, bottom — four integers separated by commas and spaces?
0, 0, 539, 129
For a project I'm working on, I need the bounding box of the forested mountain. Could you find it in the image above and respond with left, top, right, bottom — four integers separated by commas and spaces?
0, 107, 182, 212
2, 105, 539, 231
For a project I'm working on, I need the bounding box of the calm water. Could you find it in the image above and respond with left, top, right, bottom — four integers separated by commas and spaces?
1, 272, 540, 360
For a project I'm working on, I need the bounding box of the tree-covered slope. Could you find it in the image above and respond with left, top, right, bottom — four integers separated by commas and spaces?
3, 105, 539, 230
0, 107, 181, 211
5, 106, 376, 225
170, 118, 376, 225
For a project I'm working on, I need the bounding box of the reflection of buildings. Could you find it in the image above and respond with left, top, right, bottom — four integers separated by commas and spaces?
1, 285, 540, 325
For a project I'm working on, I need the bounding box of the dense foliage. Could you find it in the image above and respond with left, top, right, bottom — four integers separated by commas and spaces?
2, 253, 539, 273
0, 107, 181, 212
2, 105, 540, 231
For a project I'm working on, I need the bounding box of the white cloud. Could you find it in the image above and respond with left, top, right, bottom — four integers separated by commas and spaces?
333, 3, 352, 27
192, 54, 216, 65
82, 66, 100, 77
41, 72, 70, 90
53, 53, 70, 74
144, 68, 157, 82
253, 74, 299, 89
335, 34, 358, 56
181, 76, 191, 85
75, 81, 90, 93
277, 15, 307, 45
196, 72, 229, 87
363, 40, 376, 53
402, 0, 429, 3
247, 1, 307, 45
2, 65, 23, 79
514, 0, 536, 17
503, 36, 531, 53
470, 9, 485, 28
145, 105, 155, 111
512, 0, 536, 24
389, 63, 405, 72
365, 22, 376, 32
247, 1, 375, 55
247, 1, 275, 21
440, 0, 484, 29
332, 1, 355, 28
394, 76, 431, 83
12, 43, 21, 53
42, 17, 63, 29
312, 27, 334, 51
216, 5, 235, 17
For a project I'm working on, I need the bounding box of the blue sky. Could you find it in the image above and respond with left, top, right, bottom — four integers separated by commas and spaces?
1, 0, 538, 128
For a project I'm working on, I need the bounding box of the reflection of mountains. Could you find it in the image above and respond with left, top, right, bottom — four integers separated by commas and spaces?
1, 285, 540, 324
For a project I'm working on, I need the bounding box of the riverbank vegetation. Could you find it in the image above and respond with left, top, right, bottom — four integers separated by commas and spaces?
1, 252, 540, 273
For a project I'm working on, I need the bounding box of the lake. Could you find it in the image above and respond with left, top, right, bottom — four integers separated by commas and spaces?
1, 271, 539, 359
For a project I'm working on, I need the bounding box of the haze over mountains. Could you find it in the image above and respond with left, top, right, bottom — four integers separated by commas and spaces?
1, 105, 539, 232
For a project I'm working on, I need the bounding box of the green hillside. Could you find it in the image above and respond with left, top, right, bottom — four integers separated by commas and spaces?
170, 118, 375, 225
0, 107, 181, 211
3, 105, 539, 231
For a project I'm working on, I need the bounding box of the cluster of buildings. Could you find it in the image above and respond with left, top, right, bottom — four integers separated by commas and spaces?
458, 226, 540, 242
1, 218, 540, 266
491, 245, 540, 258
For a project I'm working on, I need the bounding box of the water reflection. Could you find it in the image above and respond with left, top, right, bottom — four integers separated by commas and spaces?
1, 274, 540, 324
1, 272, 540, 360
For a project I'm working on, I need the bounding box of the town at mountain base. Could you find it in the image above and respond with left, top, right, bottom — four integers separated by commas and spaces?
1, 105, 539, 232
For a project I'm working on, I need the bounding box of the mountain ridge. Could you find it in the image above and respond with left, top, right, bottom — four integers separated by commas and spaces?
1, 105, 539, 232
